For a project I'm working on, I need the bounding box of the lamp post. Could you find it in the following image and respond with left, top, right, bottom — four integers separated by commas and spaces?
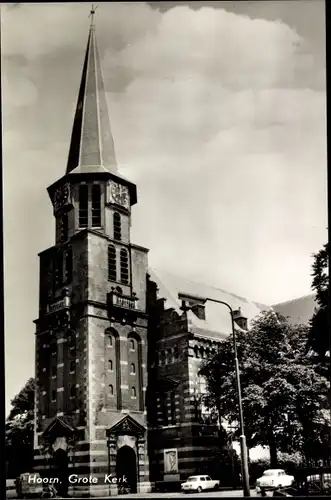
204, 298, 250, 497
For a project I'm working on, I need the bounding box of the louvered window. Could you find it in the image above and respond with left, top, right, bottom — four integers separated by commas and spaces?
113, 212, 121, 240
92, 184, 101, 227
120, 249, 129, 284
108, 245, 117, 281
78, 185, 88, 228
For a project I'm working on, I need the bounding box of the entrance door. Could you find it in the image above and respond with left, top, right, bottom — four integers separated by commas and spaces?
116, 445, 137, 494
53, 449, 69, 497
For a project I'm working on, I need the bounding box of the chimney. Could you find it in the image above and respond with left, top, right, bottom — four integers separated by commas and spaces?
233, 307, 248, 330
191, 304, 206, 320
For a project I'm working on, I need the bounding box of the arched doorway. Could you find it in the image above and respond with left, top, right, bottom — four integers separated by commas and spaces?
53, 449, 69, 497
116, 445, 137, 494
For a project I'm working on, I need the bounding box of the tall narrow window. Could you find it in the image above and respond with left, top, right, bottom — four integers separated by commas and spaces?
170, 391, 176, 424
113, 212, 121, 240
70, 386, 76, 399
64, 248, 72, 283
108, 245, 117, 281
51, 390, 56, 402
108, 359, 113, 371
78, 185, 88, 228
92, 184, 101, 227
109, 384, 114, 396
130, 363, 135, 374
54, 251, 63, 289
60, 214, 68, 242
129, 339, 135, 351
131, 387, 136, 398
120, 249, 129, 284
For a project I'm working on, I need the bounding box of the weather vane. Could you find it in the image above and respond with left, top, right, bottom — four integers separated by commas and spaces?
89, 4, 99, 27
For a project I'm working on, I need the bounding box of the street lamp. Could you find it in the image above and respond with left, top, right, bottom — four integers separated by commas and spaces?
204, 298, 250, 497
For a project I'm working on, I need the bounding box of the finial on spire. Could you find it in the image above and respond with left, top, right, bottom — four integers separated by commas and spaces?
89, 4, 98, 28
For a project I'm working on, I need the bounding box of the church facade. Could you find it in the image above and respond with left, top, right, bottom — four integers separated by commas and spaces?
32, 19, 312, 497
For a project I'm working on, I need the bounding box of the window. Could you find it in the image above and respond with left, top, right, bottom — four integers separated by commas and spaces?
162, 393, 168, 425
64, 248, 72, 283
51, 366, 57, 377
170, 391, 176, 424
120, 249, 129, 284
78, 185, 88, 228
108, 245, 117, 281
108, 359, 113, 371
60, 214, 68, 242
70, 360, 75, 372
70, 386, 76, 399
131, 387, 136, 398
113, 212, 121, 240
54, 251, 63, 289
200, 477, 206, 482
130, 363, 135, 374
51, 390, 56, 402
109, 384, 114, 396
129, 339, 135, 351
91, 184, 101, 227
109, 335, 113, 347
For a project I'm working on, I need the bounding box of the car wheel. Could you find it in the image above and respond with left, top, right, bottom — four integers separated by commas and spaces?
214, 484, 219, 490
197, 486, 202, 493
261, 488, 266, 497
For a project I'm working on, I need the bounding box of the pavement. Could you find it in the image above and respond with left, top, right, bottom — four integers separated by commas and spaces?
6, 489, 261, 499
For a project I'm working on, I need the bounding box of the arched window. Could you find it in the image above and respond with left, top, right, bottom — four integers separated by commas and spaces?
120, 249, 129, 284
108, 359, 113, 371
113, 212, 121, 240
91, 184, 101, 227
60, 214, 68, 242
109, 384, 114, 396
78, 185, 89, 228
131, 387, 136, 398
108, 245, 117, 281
129, 339, 135, 351
130, 363, 135, 374
51, 390, 56, 402
70, 386, 76, 399
173, 346, 179, 362
70, 360, 75, 373
109, 335, 113, 347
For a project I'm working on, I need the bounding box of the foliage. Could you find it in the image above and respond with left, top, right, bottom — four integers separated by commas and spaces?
199, 311, 330, 466
308, 243, 330, 359
6, 378, 35, 477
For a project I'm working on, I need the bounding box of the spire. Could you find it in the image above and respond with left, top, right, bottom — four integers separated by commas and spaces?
66, 7, 117, 174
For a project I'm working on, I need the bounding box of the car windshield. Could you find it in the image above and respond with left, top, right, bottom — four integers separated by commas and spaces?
187, 477, 198, 481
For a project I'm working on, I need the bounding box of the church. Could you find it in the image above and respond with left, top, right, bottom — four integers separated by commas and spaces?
32, 16, 316, 497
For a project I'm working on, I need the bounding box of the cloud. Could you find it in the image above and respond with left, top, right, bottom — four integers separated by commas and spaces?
2, 2, 326, 413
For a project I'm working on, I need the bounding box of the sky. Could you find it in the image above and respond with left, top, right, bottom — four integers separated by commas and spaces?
2, 1, 327, 413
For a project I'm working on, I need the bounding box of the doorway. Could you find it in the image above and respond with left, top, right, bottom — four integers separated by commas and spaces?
116, 445, 137, 494
53, 448, 69, 497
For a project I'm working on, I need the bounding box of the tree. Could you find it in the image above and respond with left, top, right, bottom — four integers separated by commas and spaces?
199, 311, 330, 467
308, 243, 330, 360
6, 378, 35, 477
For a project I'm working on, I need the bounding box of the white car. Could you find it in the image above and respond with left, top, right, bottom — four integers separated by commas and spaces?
256, 469, 294, 494
181, 475, 220, 493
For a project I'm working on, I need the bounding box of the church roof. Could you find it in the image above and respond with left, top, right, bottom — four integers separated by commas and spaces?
66, 19, 117, 175
148, 268, 272, 340
272, 294, 317, 326
149, 269, 315, 340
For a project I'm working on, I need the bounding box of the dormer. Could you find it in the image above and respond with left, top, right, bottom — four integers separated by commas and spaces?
233, 307, 248, 330
179, 293, 206, 320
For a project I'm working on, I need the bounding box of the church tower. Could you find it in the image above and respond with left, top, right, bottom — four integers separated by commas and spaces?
33, 13, 151, 496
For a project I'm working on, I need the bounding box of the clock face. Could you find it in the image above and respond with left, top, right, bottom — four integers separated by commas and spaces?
54, 183, 70, 211
110, 182, 129, 209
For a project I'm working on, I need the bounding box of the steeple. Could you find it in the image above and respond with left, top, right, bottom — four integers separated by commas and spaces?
66, 9, 117, 175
